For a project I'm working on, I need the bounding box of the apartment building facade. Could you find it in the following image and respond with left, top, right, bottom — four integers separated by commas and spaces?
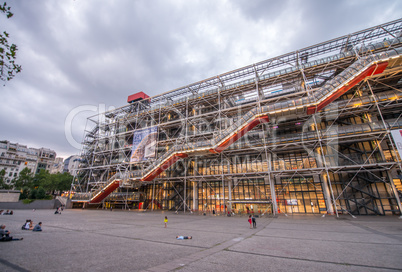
0, 140, 58, 185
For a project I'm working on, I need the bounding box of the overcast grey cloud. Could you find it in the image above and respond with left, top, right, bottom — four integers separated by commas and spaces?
0, 0, 401, 158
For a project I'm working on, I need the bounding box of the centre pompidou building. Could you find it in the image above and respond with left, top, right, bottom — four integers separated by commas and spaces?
71, 19, 402, 217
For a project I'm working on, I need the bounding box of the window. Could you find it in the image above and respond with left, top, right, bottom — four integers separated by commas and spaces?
275, 176, 326, 214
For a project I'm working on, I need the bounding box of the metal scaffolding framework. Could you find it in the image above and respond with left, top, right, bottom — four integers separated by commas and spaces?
71, 19, 402, 216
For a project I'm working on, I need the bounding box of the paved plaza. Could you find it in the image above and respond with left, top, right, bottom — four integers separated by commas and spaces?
0, 209, 401, 271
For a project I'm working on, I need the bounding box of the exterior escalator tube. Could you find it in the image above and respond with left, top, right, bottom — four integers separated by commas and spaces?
210, 115, 269, 153
307, 61, 389, 114
89, 179, 121, 204
141, 153, 188, 181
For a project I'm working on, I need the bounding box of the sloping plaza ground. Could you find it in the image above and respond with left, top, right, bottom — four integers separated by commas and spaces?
0, 209, 401, 271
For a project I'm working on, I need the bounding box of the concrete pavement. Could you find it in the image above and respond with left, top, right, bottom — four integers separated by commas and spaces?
0, 209, 401, 271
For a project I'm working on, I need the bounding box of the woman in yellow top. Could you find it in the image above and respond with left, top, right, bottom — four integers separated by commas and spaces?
164, 216, 168, 228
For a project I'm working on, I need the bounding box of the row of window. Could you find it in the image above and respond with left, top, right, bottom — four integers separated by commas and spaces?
138, 178, 327, 214
126, 171, 401, 215
154, 144, 397, 177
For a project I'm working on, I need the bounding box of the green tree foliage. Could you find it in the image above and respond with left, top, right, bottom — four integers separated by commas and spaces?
20, 186, 29, 199
34, 171, 72, 193
0, 2, 21, 83
14, 167, 34, 189
36, 187, 46, 199
16, 169, 73, 199
29, 188, 37, 199
0, 169, 12, 189
33, 169, 50, 189
54, 172, 74, 191
40, 172, 56, 192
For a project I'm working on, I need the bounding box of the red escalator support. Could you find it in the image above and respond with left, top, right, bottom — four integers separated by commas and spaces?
141, 153, 188, 182
89, 179, 121, 204
210, 115, 270, 153
152, 200, 162, 209
307, 62, 388, 115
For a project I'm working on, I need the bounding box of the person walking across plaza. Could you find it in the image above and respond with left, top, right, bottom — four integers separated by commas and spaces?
248, 215, 252, 229
54, 207, 61, 214
164, 216, 168, 228
252, 215, 256, 228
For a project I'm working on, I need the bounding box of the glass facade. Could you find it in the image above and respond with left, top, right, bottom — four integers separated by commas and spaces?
275, 177, 326, 214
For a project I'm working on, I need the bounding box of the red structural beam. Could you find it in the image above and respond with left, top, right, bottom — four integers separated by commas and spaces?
210, 115, 270, 153
307, 62, 388, 115
89, 180, 120, 204
141, 153, 188, 182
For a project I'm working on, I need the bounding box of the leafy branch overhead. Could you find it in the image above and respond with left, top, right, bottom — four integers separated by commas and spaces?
0, 2, 21, 83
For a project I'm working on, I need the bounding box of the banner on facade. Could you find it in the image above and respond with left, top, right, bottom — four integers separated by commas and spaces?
130, 126, 158, 163
391, 129, 402, 160
286, 199, 298, 206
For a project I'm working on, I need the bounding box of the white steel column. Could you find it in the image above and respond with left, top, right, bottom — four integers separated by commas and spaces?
267, 176, 278, 215
193, 181, 198, 211
228, 178, 232, 212
314, 175, 334, 214
275, 176, 282, 213
151, 180, 155, 211
313, 115, 338, 217
266, 153, 278, 215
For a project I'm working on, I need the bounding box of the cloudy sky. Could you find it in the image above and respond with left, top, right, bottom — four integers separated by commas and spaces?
1, 0, 401, 158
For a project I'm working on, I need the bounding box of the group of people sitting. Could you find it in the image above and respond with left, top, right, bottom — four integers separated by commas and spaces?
22, 219, 42, 231
0, 217, 43, 242
0, 209, 14, 215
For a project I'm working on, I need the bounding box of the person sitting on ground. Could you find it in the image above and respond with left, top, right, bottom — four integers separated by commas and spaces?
176, 236, 192, 240
23, 219, 33, 230
54, 207, 61, 214
33, 222, 42, 232
22, 219, 30, 230
0, 224, 23, 241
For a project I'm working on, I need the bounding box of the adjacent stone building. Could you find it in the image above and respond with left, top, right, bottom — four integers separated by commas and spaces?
0, 140, 58, 185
